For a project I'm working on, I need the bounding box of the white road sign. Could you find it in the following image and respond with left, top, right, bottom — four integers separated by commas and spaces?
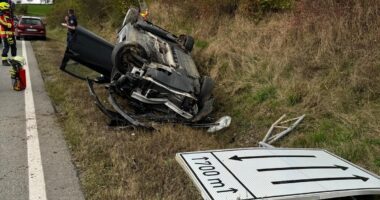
176, 148, 380, 200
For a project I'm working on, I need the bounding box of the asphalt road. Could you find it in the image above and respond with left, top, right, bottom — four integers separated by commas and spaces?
0, 40, 84, 200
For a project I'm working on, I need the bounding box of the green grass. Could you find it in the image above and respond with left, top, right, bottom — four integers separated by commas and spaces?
254, 86, 277, 103
195, 40, 209, 49
375, 159, 380, 168
25, 4, 52, 16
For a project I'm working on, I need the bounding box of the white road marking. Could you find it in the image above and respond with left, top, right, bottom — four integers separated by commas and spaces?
23, 40, 48, 200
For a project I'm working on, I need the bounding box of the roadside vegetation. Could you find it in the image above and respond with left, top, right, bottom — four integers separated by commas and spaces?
32, 0, 380, 199
15, 4, 52, 16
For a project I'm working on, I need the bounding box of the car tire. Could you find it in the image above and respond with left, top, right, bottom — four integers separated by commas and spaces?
199, 76, 214, 105
112, 42, 149, 74
16, 36, 20, 40
179, 34, 194, 52
184, 35, 194, 52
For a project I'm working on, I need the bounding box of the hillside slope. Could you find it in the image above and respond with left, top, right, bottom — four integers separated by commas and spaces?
34, 0, 380, 199
151, 0, 380, 171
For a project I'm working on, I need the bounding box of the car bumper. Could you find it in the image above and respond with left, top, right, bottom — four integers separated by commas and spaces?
16, 32, 46, 38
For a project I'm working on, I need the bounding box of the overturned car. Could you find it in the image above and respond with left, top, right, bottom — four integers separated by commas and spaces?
60, 8, 231, 131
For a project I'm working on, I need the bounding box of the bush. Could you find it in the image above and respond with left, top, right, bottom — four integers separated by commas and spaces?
47, 0, 138, 29
48, 0, 294, 29
157, 0, 293, 19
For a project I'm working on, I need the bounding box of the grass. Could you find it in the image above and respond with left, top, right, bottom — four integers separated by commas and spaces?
195, 40, 209, 49
31, 0, 380, 199
24, 4, 52, 16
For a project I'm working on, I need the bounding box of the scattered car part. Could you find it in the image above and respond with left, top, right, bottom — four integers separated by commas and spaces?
207, 116, 232, 133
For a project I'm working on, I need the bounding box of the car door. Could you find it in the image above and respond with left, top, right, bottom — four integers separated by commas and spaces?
60, 26, 114, 81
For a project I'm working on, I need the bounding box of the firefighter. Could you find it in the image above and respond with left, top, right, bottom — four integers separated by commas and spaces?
0, 0, 14, 18
0, 2, 16, 66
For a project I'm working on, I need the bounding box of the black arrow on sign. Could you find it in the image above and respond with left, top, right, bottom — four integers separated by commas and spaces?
217, 188, 238, 194
272, 175, 369, 185
257, 165, 348, 172
229, 155, 316, 161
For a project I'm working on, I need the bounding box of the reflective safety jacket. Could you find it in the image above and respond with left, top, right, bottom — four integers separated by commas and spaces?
0, 13, 14, 38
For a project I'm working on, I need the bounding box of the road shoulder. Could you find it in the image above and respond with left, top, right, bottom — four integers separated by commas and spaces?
25, 40, 85, 200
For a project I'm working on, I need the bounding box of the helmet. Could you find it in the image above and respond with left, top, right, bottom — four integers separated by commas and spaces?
13, 56, 25, 65
0, 2, 10, 11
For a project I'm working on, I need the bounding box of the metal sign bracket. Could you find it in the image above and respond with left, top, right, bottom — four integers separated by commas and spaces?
259, 114, 305, 148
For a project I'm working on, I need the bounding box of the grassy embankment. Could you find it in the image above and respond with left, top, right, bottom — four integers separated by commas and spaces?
15, 4, 52, 16
32, 0, 380, 199
25, 4, 52, 16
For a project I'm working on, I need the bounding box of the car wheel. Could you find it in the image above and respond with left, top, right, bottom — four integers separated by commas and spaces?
179, 34, 194, 52
16, 36, 20, 40
199, 76, 214, 105
41, 36, 46, 40
112, 42, 149, 74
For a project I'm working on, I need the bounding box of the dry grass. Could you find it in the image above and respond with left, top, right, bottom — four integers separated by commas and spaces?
152, 0, 380, 174
32, 0, 380, 199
